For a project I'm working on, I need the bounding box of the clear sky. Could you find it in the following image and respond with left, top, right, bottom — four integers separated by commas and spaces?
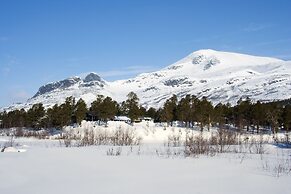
1, 0, 291, 107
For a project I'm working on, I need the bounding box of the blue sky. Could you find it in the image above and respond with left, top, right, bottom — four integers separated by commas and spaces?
1, 0, 291, 107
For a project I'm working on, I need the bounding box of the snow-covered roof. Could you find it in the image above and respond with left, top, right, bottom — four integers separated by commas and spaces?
114, 116, 131, 121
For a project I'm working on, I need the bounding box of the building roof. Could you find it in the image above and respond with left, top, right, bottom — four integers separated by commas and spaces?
114, 116, 131, 121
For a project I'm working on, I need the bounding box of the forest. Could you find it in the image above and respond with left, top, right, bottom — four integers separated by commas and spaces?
1, 92, 291, 134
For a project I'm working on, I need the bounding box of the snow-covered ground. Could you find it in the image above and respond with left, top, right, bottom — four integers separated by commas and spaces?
1, 121, 291, 194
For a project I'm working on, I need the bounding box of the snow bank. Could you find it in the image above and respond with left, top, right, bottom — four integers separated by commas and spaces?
1, 146, 26, 153
63, 121, 286, 145
64, 120, 214, 144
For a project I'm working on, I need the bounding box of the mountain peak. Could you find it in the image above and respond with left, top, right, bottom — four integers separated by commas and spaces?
83, 72, 102, 82
172, 49, 284, 70
33, 76, 81, 98
32, 73, 106, 98
191, 49, 219, 55
191, 49, 283, 62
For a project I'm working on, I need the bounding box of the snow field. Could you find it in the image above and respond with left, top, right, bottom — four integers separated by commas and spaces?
1, 121, 291, 194
0, 143, 290, 194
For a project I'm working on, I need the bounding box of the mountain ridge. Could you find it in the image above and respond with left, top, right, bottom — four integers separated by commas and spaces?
2, 49, 291, 111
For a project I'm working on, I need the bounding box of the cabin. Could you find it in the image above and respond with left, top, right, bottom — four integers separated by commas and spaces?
114, 116, 131, 123
134, 117, 154, 123
142, 117, 153, 122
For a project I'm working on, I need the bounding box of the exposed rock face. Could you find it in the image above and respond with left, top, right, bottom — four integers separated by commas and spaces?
33, 73, 106, 98
84, 73, 102, 83
81, 73, 105, 87
33, 77, 81, 97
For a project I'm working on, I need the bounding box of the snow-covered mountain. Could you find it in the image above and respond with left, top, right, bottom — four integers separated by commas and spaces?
2, 49, 291, 111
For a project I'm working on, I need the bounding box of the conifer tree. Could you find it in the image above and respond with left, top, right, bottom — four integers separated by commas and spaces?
252, 101, 264, 133
234, 97, 252, 131
27, 103, 45, 129
189, 95, 199, 126
99, 96, 118, 123
74, 98, 87, 124
59, 96, 76, 126
265, 103, 281, 134
90, 95, 105, 121
47, 104, 62, 128
161, 94, 177, 126
177, 95, 191, 127
282, 104, 291, 142
146, 107, 157, 119
213, 103, 228, 128
139, 106, 147, 117
118, 101, 127, 116
125, 92, 141, 122
196, 97, 213, 131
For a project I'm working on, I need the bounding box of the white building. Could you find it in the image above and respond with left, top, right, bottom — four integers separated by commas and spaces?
134, 117, 154, 123
114, 116, 131, 123
142, 117, 154, 122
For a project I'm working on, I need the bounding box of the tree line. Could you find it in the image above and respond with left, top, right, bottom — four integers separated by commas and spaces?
155, 95, 291, 134
0, 92, 291, 134
0, 92, 142, 129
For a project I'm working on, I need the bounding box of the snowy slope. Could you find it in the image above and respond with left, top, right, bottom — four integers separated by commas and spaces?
111, 49, 290, 108
2, 49, 291, 111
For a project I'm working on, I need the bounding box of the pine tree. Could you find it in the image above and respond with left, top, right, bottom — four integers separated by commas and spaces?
265, 103, 281, 134
27, 103, 45, 129
146, 107, 157, 120
74, 98, 87, 125
161, 94, 177, 126
139, 106, 146, 117
282, 104, 291, 134
47, 104, 62, 128
59, 96, 76, 126
99, 96, 118, 123
213, 103, 229, 128
90, 95, 105, 121
252, 101, 264, 133
189, 95, 199, 127
118, 101, 127, 116
177, 95, 191, 127
196, 97, 213, 131
234, 97, 252, 131
125, 92, 141, 122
